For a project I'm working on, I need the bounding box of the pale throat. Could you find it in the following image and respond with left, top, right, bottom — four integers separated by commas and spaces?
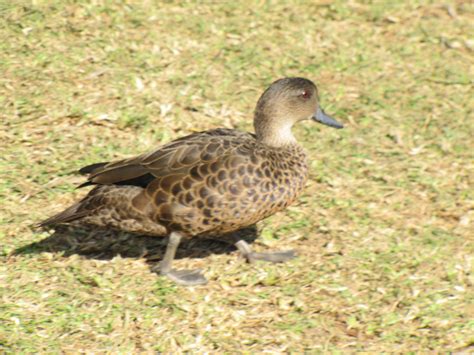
257, 121, 297, 148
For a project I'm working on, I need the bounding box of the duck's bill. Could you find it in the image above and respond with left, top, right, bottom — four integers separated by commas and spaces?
312, 108, 344, 129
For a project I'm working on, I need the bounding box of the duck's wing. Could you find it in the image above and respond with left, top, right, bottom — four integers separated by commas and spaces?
79, 129, 255, 188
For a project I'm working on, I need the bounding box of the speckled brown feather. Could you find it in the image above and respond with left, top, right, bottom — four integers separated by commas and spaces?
42, 128, 308, 238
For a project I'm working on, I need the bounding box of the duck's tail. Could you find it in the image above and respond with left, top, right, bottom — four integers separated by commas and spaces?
37, 185, 166, 236
37, 185, 107, 228
37, 202, 89, 228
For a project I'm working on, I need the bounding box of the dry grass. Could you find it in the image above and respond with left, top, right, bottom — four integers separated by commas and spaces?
1, 1, 473, 352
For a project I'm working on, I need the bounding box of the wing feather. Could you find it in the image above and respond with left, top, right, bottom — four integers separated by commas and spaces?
78, 129, 255, 188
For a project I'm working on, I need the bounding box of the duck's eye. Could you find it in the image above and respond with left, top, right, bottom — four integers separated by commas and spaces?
300, 90, 311, 99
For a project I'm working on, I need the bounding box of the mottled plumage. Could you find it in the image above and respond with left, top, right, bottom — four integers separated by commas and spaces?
40, 77, 343, 286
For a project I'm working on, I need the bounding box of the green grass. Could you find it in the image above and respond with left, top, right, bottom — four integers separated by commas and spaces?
1, 0, 473, 352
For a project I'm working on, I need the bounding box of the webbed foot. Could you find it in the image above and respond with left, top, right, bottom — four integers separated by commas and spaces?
246, 250, 296, 263
161, 268, 208, 286
235, 240, 296, 264
154, 232, 208, 286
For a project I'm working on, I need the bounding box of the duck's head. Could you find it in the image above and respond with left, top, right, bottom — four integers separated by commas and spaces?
254, 77, 343, 147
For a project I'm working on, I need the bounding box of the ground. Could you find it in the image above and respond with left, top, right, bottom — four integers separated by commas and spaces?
1, 1, 473, 352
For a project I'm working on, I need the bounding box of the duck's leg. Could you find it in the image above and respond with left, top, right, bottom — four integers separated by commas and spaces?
152, 231, 207, 286
235, 240, 296, 263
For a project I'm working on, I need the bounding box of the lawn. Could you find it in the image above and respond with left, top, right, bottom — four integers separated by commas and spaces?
1, 1, 473, 352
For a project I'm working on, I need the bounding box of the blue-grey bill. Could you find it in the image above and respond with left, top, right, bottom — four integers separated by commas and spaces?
312, 107, 344, 129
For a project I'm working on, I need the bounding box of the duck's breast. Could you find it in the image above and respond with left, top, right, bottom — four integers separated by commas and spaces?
145, 143, 308, 236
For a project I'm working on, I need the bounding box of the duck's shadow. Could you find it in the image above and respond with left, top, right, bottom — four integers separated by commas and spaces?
14, 225, 258, 267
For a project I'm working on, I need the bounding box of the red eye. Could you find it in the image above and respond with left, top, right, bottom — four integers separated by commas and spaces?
300, 90, 311, 99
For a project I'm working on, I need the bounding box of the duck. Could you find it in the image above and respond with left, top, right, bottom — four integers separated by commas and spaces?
39, 77, 343, 286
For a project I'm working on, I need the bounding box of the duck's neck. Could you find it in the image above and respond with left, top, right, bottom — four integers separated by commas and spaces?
254, 117, 297, 148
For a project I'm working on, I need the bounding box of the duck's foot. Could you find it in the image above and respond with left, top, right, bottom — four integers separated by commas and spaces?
153, 231, 208, 286
161, 268, 208, 286
235, 240, 296, 264
247, 250, 296, 263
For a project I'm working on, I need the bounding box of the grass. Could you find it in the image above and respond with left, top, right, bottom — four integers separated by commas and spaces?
1, 0, 473, 352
